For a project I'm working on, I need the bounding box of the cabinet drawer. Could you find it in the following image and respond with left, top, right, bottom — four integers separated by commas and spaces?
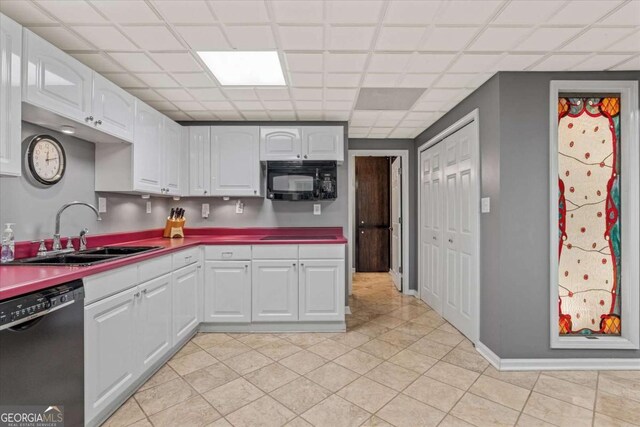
299, 244, 344, 259
251, 245, 298, 260
204, 245, 251, 260
173, 247, 199, 269
84, 264, 138, 305
138, 254, 173, 282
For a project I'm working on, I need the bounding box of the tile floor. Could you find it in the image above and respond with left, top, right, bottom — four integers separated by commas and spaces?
103, 273, 640, 427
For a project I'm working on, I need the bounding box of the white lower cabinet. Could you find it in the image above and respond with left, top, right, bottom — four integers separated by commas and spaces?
138, 273, 173, 372
204, 261, 252, 323
252, 260, 299, 322
299, 259, 345, 321
172, 264, 199, 342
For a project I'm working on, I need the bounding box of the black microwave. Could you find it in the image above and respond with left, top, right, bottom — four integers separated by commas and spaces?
266, 161, 337, 201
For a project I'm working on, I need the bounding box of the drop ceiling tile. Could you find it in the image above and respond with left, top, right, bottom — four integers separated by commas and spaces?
173, 101, 205, 110
271, 1, 323, 23
384, 0, 443, 25
493, 1, 563, 24
600, 1, 640, 25
325, 73, 362, 87
375, 118, 401, 127
127, 88, 165, 101
152, 1, 216, 24
174, 25, 229, 50
171, 72, 217, 88
349, 127, 371, 136
290, 73, 323, 87
468, 27, 531, 51
136, 73, 178, 88
296, 101, 323, 110
28, 26, 94, 50
90, 0, 160, 23
407, 54, 456, 73
531, 54, 592, 71
325, 54, 368, 72
547, 1, 623, 25
421, 27, 480, 51
285, 53, 323, 72
324, 101, 353, 110
263, 100, 294, 110
256, 88, 291, 100
467, 73, 493, 88
351, 111, 380, 122
242, 111, 271, 120
327, 26, 376, 51
292, 88, 323, 100
225, 25, 276, 49
201, 101, 235, 110
102, 72, 146, 88
216, 111, 244, 120
606, 30, 640, 52
233, 101, 265, 110
223, 88, 259, 100
186, 111, 218, 120
421, 88, 464, 102
326, 0, 384, 24
611, 55, 640, 70
400, 119, 428, 127
413, 100, 446, 111
296, 111, 323, 120
120, 25, 184, 50
562, 27, 636, 51
434, 73, 475, 88
189, 88, 226, 101
436, 1, 503, 24
0, 1, 55, 24
72, 53, 125, 72
146, 101, 178, 111
278, 26, 324, 50
572, 54, 635, 70
208, 0, 269, 23
376, 26, 426, 51
363, 73, 401, 87
149, 53, 202, 72
514, 27, 583, 51
389, 128, 417, 138
71, 26, 138, 50
368, 53, 413, 72
399, 73, 438, 87
448, 54, 501, 72
165, 111, 191, 120
323, 111, 350, 120
155, 88, 194, 101
490, 54, 543, 71
324, 88, 357, 101
109, 52, 162, 72
36, 0, 107, 23
269, 111, 297, 120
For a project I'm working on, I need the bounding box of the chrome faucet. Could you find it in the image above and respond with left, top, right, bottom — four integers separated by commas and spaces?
53, 202, 102, 251
79, 228, 89, 251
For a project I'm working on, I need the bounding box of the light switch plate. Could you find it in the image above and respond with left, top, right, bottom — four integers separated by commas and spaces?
313, 204, 321, 215
98, 197, 107, 213
235, 200, 244, 214
481, 197, 490, 213
202, 203, 210, 218
146, 201, 152, 214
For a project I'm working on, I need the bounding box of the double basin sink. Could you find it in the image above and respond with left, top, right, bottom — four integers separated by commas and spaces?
9, 246, 161, 266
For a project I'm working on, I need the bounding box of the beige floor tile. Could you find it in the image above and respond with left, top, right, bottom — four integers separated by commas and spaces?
437, 322, 461, 334
469, 375, 530, 411
407, 337, 454, 359
244, 362, 299, 392
369, 314, 406, 329
202, 378, 264, 415
438, 414, 475, 426
148, 395, 221, 427
534, 374, 596, 409
596, 390, 640, 425
127, 420, 152, 427
377, 394, 445, 427
134, 378, 197, 416
301, 395, 371, 427
523, 392, 593, 427
451, 393, 520, 427
278, 333, 329, 348
425, 361, 480, 391
206, 418, 232, 427
256, 339, 303, 361
455, 338, 477, 354
138, 365, 179, 392
359, 416, 394, 427
377, 329, 420, 348
226, 395, 295, 427
223, 350, 272, 375
237, 333, 281, 349
393, 322, 434, 338
544, 370, 598, 388
307, 339, 351, 360
425, 329, 465, 347
172, 341, 201, 360
337, 377, 398, 413
482, 366, 539, 389
334, 349, 384, 375
599, 371, 640, 402
593, 412, 638, 427
388, 349, 437, 374
411, 312, 446, 328
285, 417, 313, 427
330, 331, 372, 348
279, 350, 327, 375
102, 397, 146, 427
271, 377, 332, 415
304, 362, 360, 392
352, 321, 391, 338
442, 348, 490, 373
404, 376, 464, 412
358, 339, 404, 360
192, 333, 233, 349
365, 361, 419, 391
168, 350, 218, 376
516, 413, 556, 426
205, 340, 251, 361
599, 371, 640, 383
182, 362, 240, 394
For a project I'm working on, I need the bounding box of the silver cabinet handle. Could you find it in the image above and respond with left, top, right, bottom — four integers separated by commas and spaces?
142, 289, 148, 294
85, 116, 94, 123
134, 292, 140, 298
95, 119, 103, 126
245, 264, 249, 271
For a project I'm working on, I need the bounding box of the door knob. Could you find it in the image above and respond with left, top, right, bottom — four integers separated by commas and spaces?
361, 230, 364, 234
448, 238, 453, 243
433, 236, 437, 240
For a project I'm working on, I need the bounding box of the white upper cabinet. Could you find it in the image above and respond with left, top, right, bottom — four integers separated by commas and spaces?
133, 100, 164, 193
302, 126, 344, 161
211, 126, 261, 197
91, 73, 134, 142
22, 29, 92, 124
260, 127, 302, 161
163, 117, 183, 196
0, 13, 21, 177
189, 126, 211, 196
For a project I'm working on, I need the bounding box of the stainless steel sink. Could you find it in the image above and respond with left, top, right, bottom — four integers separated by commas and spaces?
79, 246, 161, 256
8, 246, 161, 266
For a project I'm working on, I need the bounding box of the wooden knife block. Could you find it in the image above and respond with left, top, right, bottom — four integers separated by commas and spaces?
163, 218, 185, 238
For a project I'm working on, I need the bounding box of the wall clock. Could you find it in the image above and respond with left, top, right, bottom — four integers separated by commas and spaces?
25, 135, 66, 186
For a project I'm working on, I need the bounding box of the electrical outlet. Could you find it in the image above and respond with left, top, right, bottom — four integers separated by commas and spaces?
481, 197, 490, 213
313, 204, 321, 215
146, 201, 152, 214
202, 203, 210, 218
98, 197, 107, 213
235, 200, 244, 214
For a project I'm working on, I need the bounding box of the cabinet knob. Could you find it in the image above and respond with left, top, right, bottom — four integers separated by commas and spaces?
142, 289, 148, 294
296, 154, 301, 158
448, 238, 453, 243
95, 119, 102, 126
204, 190, 208, 195
85, 116, 94, 123
304, 155, 308, 159
134, 292, 140, 298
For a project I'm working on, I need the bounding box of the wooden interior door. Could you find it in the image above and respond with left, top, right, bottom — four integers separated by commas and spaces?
356, 157, 390, 272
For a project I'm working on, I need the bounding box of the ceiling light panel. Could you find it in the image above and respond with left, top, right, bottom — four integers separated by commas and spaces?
198, 51, 286, 86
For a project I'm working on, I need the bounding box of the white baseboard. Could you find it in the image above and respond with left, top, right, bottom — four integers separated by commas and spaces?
476, 341, 640, 371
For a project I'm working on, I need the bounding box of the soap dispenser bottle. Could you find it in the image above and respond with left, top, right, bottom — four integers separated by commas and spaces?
1, 223, 15, 263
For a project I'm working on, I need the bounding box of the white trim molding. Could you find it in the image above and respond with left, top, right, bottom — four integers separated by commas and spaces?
476, 342, 640, 371
549, 80, 640, 350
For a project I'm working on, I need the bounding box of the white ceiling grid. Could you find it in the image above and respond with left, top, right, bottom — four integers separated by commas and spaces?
0, 0, 638, 139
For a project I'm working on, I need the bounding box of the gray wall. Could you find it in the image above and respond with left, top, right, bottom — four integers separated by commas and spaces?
348, 138, 417, 291
415, 71, 640, 359
0, 122, 170, 241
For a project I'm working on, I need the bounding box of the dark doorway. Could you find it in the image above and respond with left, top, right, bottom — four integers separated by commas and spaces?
355, 157, 390, 272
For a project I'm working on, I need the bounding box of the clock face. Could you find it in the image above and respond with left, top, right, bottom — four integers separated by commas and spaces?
26, 135, 66, 185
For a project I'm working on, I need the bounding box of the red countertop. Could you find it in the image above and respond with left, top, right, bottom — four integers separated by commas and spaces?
0, 227, 347, 301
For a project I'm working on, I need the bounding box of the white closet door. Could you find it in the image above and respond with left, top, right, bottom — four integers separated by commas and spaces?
390, 157, 402, 291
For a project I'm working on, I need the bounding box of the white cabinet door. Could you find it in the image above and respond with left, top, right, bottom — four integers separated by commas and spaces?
138, 273, 173, 371
163, 118, 183, 196
302, 127, 344, 161
189, 126, 211, 196
92, 72, 134, 142
173, 264, 199, 343
299, 259, 345, 321
204, 261, 251, 323
252, 260, 298, 322
133, 100, 163, 193
260, 127, 302, 160
210, 126, 261, 196
0, 14, 21, 177
84, 287, 139, 423
22, 29, 92, 123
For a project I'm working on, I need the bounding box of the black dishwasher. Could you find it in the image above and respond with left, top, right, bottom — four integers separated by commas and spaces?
0, 280, 84, 426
